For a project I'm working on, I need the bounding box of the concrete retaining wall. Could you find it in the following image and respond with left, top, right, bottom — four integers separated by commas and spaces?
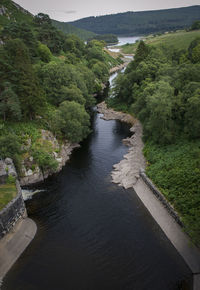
0, 181, 26, 239
140, 169, 183, 227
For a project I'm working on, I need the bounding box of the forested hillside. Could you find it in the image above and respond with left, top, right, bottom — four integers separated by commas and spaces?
70, 6, 200, 36
52, 19, 96, 41
108, 37, 200, 245
52, 20, 118, 44
0, 2, 120, 185
0, 0, 33, 27
0, 0, 95, 41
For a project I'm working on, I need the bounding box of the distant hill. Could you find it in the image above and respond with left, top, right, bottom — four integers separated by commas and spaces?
52, 19, 96, 41
69, 6, 200, 36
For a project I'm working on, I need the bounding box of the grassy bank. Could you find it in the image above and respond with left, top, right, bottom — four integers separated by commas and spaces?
143, 140, 200, 246
120, 29, 200, 54
0, 183, 17, 210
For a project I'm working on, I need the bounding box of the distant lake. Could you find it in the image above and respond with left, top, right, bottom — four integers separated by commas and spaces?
108, 36, 141, 52
116, 36, 141, 46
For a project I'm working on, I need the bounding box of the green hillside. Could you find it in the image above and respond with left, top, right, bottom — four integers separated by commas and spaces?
70, 6, 200, 36
0, 0, 33, 28
0, 0, 96, 41
0, 1, 121, 188
121, 30, 200, 54
52, 19, 96, 41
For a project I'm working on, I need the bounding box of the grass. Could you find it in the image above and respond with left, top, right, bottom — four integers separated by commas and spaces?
120, 30, 200, 54
0, 183, 17, 210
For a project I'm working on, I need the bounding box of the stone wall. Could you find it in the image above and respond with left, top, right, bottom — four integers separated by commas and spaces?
140, 169, 183, 227
0, 181, 26, 239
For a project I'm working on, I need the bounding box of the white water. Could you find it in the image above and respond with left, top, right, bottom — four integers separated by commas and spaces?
22, 189, 45, 201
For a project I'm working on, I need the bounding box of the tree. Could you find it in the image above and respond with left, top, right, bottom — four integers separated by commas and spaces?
188, 37, 200, 61
37, 42, 52, 62
190, 21, 200, 31
185, 89, 200, 138
1, 22, 38, 59
63, 35, 85, 57
192, 43, 200, 63
0, 83, 21, 121
34, 13, 52, 26
0, 133, 22, 172
144, 81, 174, 143
34, 13, 65, 54
52, 101, 90, 143
134, 40, 150, 64
60, 85, 86, 105
3, 39, 46, 119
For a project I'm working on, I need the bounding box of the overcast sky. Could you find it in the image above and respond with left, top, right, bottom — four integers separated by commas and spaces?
14, 0, 200, 22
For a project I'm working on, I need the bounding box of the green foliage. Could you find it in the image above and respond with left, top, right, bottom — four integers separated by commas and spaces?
113, 39, 200, 143
31, 140, 58, 172
70, 6, 200, 35
59, 85, 86, 105
184, 89, 200, 138
37, 42, 52, 62
37, 61, 93, 107
110, 36, 200, 245
63, 34, 85, 57
88, 34, 118, 44
120, 30, 200, 55
51, 101, 90, 143
0, 1, 118, 182
0, 82, 21, 121
1, 22, 38, 59
191, 43, 200, 63
144, 140, 200, 245
34, 13, 66, 54
52, 19, 96, 41
6, 174, 16, 184
134, 41, 150, 64
0, 133, 22, 172
0, 0, 33, 27
1, 39, 46, 119
190, 20, 200, 31
0, 183, 17, 210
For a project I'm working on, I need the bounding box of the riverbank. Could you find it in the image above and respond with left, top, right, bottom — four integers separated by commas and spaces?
97, 101, 200, 290
97, 101, 146, 188
0, 217, 37, 281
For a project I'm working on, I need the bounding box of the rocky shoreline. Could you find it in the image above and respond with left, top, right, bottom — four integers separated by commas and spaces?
97, 101, 146, 188
19, 130, 80, 186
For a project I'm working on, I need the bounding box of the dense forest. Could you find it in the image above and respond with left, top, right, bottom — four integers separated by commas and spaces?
0, 3, 120, 179
51, 19, 96, 41
107, 36, 200, 245
52, 20, 118, 44
70, 6, 200, 36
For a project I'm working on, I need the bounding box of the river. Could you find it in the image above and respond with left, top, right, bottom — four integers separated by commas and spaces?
2, 37, 192, 290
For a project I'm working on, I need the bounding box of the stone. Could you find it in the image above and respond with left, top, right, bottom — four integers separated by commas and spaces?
5, 158, 13, 165
97, 102, 146, 189
25, 169, 33, 177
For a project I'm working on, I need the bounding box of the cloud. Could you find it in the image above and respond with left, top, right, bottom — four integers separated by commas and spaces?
45, 9, 77, 14
63, 10, 77, 14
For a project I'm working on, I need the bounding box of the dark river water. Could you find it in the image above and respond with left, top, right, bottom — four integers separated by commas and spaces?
3, 109, 192, 290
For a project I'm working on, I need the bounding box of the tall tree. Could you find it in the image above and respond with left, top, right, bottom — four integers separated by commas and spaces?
0, 82, 21, 121
3, 39, 46, 119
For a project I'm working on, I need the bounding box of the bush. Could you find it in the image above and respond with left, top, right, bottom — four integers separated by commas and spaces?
144, 140, 200, 245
